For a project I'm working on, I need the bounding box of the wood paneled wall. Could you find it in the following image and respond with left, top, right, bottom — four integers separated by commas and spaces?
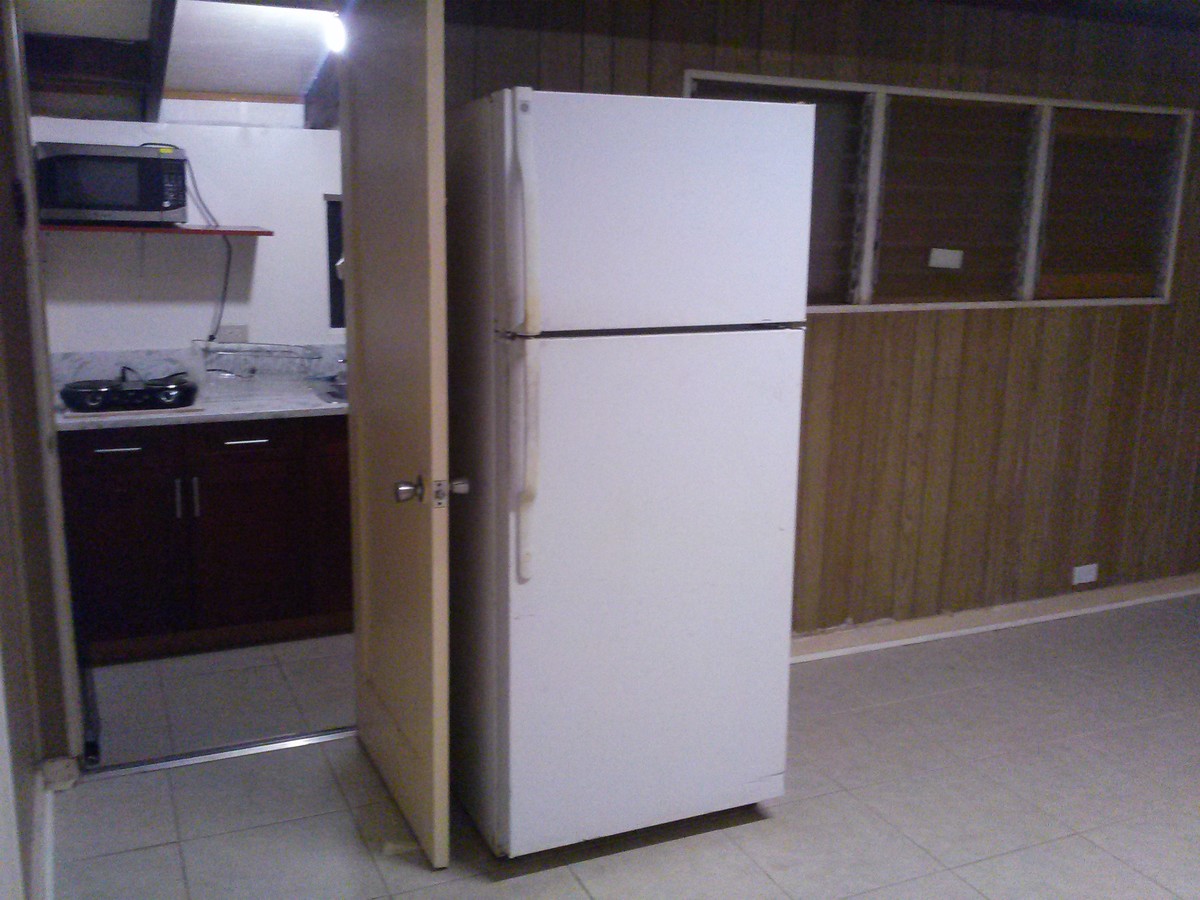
445, 0, 1200, 631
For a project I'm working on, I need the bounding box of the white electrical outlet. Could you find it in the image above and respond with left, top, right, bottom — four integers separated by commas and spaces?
928, 247, 964, 269
1072, 563, 1099, 585
216, 324, 249, 343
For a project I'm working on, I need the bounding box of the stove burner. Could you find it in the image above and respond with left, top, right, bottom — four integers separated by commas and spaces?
60, 370, 198, 413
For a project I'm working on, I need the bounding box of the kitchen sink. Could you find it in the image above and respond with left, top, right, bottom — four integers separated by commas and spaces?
308, 374, 347, 403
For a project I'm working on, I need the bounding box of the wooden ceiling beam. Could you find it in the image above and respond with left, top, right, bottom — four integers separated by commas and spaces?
304, 51, 339, 129
23, 33, 151, 94
143, 0, 177, 121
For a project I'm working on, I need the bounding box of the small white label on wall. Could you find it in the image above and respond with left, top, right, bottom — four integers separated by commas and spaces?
928, 248, 964, 269
1072, 563, 1099, 585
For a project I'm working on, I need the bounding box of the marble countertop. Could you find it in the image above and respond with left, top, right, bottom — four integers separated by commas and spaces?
55, 377, 347, 431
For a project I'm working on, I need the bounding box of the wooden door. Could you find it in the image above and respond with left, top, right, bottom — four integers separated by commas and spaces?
340, 0, 451, 869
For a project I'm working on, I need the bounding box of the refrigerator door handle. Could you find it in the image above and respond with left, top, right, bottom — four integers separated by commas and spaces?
513, 87, 541, 335
516, 338, 540, 582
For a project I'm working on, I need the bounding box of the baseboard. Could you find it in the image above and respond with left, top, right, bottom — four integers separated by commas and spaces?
790, 572, 1200, 663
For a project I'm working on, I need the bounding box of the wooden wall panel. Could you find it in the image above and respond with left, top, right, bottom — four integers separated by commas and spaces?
447, 0, 1200, 632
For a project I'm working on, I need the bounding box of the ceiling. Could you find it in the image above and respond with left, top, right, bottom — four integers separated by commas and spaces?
18, 0, 341, 121
17, 0, 1200, 124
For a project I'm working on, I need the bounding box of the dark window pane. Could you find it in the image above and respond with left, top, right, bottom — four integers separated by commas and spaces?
327, 198, 344, 328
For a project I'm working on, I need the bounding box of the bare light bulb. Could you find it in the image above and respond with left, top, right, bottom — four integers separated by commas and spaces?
325, 15, 347, 53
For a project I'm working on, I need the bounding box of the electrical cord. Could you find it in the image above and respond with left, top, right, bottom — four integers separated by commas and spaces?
141, 143, 234, 343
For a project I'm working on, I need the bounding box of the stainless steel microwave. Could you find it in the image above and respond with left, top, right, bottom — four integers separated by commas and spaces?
35, 142, 188, 224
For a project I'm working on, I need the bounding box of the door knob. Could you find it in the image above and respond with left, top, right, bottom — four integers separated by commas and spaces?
395, 477, 424, 503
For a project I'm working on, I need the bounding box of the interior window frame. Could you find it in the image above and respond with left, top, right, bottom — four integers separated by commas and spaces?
685, 70, 1194, 314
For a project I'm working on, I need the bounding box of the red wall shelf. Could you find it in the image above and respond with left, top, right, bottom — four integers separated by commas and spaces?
40, 223, 274, 236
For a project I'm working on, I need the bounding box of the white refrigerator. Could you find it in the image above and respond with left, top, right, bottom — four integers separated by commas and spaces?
447, 88, 814, 857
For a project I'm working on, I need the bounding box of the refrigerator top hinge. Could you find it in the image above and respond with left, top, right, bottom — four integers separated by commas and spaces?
431, 478, 471, 508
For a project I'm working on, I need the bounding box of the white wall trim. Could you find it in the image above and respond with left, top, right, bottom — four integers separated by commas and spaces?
791, 572, 1200, 662
685, 69, 1195, 116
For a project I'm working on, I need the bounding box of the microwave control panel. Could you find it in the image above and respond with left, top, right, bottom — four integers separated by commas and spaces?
162, 160, 186, 210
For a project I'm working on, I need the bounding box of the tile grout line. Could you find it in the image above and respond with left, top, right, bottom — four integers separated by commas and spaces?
840, 867, 964, 899
154, 659, 182, 758
1075, 827, 1190, 899
717, 822, 803, 899
316, 741, 402, 896
308, 728, 393, 893
158, 755, 196, 900
274, 656, 317, 733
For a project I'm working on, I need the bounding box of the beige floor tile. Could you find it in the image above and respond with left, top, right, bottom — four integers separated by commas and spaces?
169, 743, 347, 839
970, 738, 1169, 831
324, 736, 391, 807
728, 790, 940, 898
281, 654, 356, 731
352, 799, 494, 896
95, 723, 173, 767
570, 829, 787, 899
272, 633, 354, 663
789, 702, 958, 790
92, 661, 167, 730
852, 764, 1071, 868
399, 868, 589, 899
181, 810, 386, 900
54, 772, 177, 862
1080, 711, 1200, 782
956, 834, 1176, 899
163, 664, 305, 753
851, 871, 983, 899
158, 644, 277, 678
853, 639, 991, 705
760, 755, 840, 808
1084, 807, 1200, 899
56, 844, 188, 900
787, 656, 876, 719
92, 661, 172, 765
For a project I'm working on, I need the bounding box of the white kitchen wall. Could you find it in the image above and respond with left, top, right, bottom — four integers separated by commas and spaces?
159, 98, 306, 128
31, 117, 342, 352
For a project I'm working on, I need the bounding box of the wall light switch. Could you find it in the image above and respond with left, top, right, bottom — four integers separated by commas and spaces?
1072, 563, 1099, 585
928, 247, 964, 269
216, 324, 249, 343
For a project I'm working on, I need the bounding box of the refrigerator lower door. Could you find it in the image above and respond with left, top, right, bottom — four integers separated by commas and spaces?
501, 328, 804, 856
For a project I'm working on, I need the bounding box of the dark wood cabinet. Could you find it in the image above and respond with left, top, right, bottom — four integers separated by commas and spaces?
58, 415, 351, 663
58, 427, 188, 651
186, 420, 309, 630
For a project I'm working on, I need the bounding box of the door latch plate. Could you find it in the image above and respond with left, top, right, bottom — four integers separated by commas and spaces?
432, 479, 449, 508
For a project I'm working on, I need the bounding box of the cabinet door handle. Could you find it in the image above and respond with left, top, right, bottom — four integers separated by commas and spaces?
174, 478, 183, 519
223, 438, 269, 446
93, 446, 142, 454
191, 476, 201, 518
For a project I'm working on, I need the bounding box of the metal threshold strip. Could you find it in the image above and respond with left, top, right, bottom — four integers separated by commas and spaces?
78, 727, 358, 783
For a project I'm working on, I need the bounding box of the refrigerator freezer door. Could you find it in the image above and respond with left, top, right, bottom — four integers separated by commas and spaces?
508, 90, 814, 333
501, 328, 804, 856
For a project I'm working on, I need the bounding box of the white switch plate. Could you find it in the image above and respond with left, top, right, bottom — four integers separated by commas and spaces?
1072, 563, 1099, 585
216, 324, 249, 342
928, 247, 964, 269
